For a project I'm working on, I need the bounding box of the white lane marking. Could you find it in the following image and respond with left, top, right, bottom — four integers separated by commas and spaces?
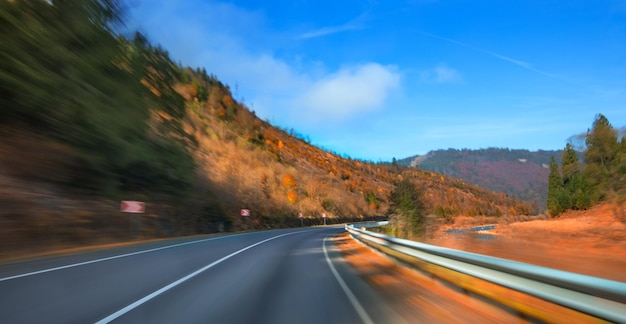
95, 230, 311, 324
0, 234, 247, 282
323, 236, 374, 324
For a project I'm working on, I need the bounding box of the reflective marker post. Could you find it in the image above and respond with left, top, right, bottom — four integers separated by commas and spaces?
298, 212, 304, 227
322, 213, 327, 226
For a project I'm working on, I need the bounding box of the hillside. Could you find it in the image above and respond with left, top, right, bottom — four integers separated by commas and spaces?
399, 148, 562, 209
172, 74, 537, 228
0, 0, 534, 260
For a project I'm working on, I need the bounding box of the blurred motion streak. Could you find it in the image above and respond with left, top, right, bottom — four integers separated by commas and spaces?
344, 224, 626, 323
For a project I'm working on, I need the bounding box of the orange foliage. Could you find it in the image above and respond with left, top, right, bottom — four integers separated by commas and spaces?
287, 191, 297, 203
222, 95, 234, 107
216, 106, 226, 118
282, 174, 297, 189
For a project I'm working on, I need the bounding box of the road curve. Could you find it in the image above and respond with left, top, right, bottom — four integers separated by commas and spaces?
0, 227, 402, 323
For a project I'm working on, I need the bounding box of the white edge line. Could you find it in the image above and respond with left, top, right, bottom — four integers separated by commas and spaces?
323, 235, 374, 324
0, 236, 229, 282
95, 230, 310, 324
0, 232, 253, 282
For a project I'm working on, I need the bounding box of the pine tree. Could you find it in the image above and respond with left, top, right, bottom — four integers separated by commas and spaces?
584, 114, 619, 200
389, 177, 425, 237
547, 156, 564, 216
562, 144, 579, 186
562, 143, 592, 210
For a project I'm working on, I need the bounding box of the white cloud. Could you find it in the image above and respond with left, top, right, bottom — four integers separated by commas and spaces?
295, 63, 400, 121
420, 64, 462, 83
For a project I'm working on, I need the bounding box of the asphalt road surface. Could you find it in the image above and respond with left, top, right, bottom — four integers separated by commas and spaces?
0, 226, 403, 323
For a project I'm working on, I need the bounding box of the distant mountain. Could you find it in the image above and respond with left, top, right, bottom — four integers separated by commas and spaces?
399, 148, 564, 209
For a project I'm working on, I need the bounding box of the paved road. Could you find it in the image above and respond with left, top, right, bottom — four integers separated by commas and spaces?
0, 227, 402, 323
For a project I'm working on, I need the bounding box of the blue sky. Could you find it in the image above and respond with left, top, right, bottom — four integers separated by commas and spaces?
125, 0, 626, 161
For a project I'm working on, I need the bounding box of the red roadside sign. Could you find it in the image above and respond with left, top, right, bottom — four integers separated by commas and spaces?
298, 212, 304, 218
241, 209, 250, 217
322, 213, 327, 218
121, 201, 145, 213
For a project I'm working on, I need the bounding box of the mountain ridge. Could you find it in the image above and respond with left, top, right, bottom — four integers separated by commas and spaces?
398, 148, 564, 209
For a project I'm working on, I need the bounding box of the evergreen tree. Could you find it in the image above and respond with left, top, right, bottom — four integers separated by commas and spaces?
562, 143, 579, 186
547, 156, 564, 216
389, 177, 425, 237
584, 114, 619, 200
546, 114, 623, 214
562, 144, 591, 210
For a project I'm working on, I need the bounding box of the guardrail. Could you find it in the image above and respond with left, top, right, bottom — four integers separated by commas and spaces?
345, 223, 626, 323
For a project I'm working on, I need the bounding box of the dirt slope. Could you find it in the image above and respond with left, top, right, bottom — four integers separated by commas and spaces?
430, 203, 626, 281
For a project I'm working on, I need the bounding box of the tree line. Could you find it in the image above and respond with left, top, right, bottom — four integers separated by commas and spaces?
547, 114, 626, 216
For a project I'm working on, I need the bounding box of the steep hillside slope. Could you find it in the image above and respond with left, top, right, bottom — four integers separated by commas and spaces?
179, 74, 537, 230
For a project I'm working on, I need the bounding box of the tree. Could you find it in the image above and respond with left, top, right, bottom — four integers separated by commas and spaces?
547, 114, 623, 215
547, 156, 564, 216
561, 143, 579, 186
562, 143, 592, 210
389, 177, 425, 237
365, 191, 378, 211
584, 114, 619, 200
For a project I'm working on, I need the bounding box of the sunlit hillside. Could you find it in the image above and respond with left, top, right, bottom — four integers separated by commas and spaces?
177, 69, 536, 227
0, 0, 534, 260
